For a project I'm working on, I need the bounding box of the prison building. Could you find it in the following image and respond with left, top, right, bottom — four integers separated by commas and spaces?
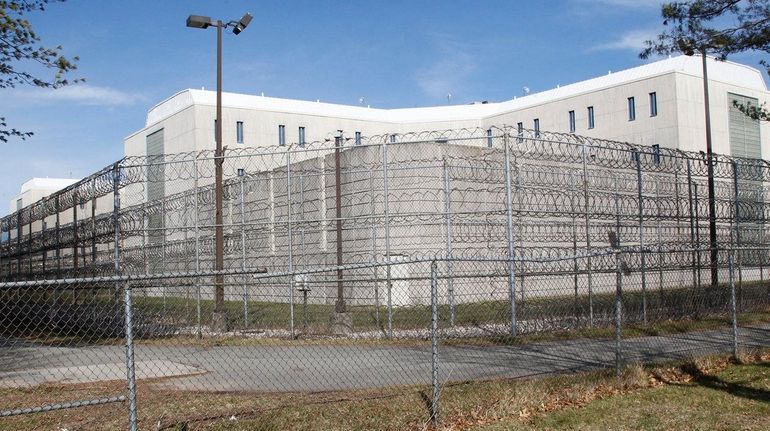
124, 54, 769, 163
1, 55, 769, 317
1, 128, 765, 317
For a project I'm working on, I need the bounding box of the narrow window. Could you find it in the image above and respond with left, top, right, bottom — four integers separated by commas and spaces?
587, 106, 595, 129
533, 119, 540, 138
568, 110, 576, 133
486, 129, 493, 147
213, 119, 217, 142
516, 122, 523, 143
278, 125, 286, 146
236, 121, 244, 144
355, 131, 362, 146
649, 92, 658, 117
628, 97, 636, 121
389, 134, 396, 143
298, 126, 305, 147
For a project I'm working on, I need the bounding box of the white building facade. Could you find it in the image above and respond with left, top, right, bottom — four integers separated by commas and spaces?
9, 178, 78, 215
125, 55, 769, 161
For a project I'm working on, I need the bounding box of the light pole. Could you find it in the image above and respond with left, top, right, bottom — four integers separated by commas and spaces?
700, 48, 720, 288
187, 13, 252, 331
330, 130, 352, 335
679, 36, 720, 288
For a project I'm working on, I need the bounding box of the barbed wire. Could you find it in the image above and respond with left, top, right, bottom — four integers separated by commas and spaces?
0, 126, 767, 284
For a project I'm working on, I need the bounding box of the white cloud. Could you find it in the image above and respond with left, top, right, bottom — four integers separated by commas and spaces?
413, 35, 477, 101
591, 29, 659, 52
13, 84, 143, 106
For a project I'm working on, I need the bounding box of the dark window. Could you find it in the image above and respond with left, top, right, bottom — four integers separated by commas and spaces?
298, 126, 305, 147
649, 92, 658, 117
278, 125, 286, 146
355, 131, 362, 145
486, 129, 493, 147
533, 119, 540, 138
587, 106, 595, 129
568, 110, 576, 133
628, 97, 635, 121
236, 121, 244, 144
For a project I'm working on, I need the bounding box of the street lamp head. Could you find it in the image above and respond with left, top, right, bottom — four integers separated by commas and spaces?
187, 15, 213, 29
232, 13, 253, 35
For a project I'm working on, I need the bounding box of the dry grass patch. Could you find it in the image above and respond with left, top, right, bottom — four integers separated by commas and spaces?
2, 351, 769, 430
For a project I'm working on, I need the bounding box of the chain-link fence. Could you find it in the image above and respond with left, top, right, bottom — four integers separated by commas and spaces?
1, 127, 768, 429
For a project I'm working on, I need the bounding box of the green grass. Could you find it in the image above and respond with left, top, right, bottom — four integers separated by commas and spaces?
523, 356, 770, 430
2, 278, 769, 347
129, 278, 770, 330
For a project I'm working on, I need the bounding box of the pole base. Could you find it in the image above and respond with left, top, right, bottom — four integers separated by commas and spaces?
330, 312, 353, 336
211, 311, 229, 333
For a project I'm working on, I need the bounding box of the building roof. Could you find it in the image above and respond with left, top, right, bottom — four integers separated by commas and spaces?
19, 178, 78, 194
144, 55, 768, 128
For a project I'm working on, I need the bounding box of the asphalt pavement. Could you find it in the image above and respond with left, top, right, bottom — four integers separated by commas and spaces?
1, 324, 768, 393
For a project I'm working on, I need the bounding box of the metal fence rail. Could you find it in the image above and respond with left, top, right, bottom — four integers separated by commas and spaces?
0, 127, 768, 429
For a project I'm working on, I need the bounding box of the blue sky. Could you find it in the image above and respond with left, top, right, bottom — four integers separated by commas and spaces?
2, 0, 767, 209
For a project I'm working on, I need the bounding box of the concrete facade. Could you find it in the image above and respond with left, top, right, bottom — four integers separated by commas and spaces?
125, 55, 769, 161
8, 178, 77, 215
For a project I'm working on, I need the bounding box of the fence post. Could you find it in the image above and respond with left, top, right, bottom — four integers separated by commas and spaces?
430, 260, 440, 427
41, 217, 47, 274
634, 150, 647, 324
0, 221, 4, 280
614, 249, 623, 378
240, 171, 248, 327
193, 154, 202, 339
369, 170, 380, 329
570, 171, 579, 321
694, 183, 702, 289
161, 199, 166, 313
73, 192, 78, 273
287, 148, 295, 338
113, 162, 122, 298
655, 179, 664, 309
114, 163, 138, 431
728, 249, 739, 360
503, 133, 518, 336
732, 161, 743, 309
123, 280, 138, 431
442, 158, 455, 327
581, 139, 594, 326
383, 139, 393, 338
686, 159, 698, 293
730, 161, 741, 359
56, 194, 61, 278
15, 210, 21, 279
612, 189, 623, 378
515, 160, 525, 300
